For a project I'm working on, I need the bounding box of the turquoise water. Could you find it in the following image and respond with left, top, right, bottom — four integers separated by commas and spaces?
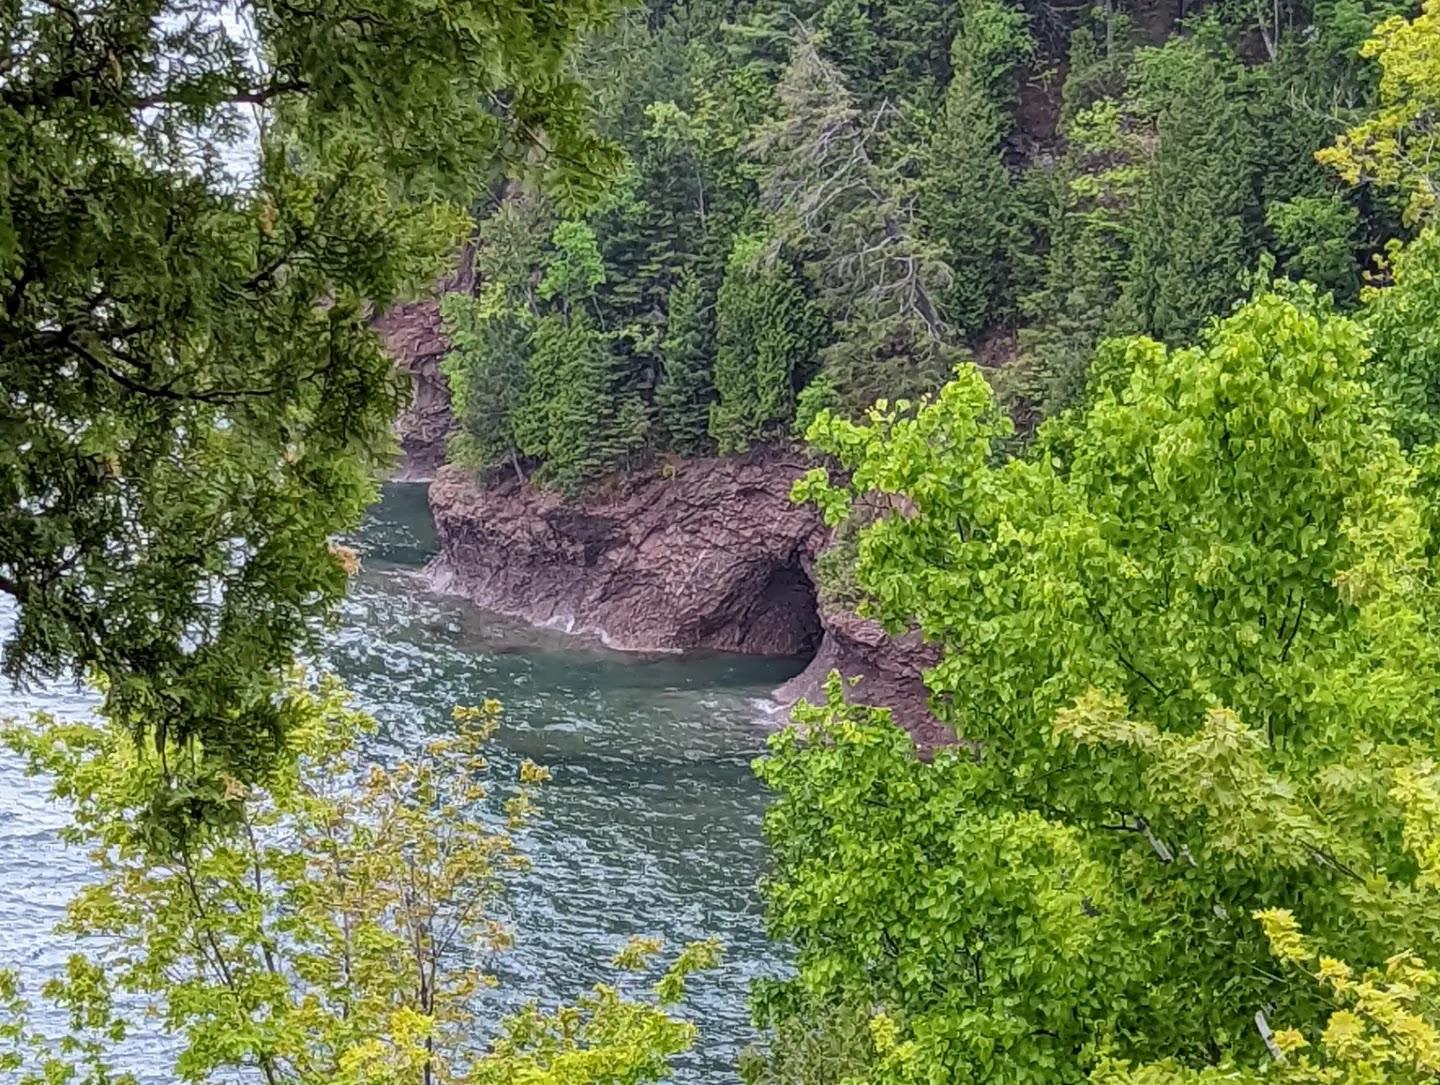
0, 482, 797, 1082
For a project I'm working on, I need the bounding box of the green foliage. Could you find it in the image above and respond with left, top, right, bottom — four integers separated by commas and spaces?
1360, 228, 1440, 448
441, 285, 531, 476
539, 221, 608, 308
709, 233, 827, 452
434, 0, 1405, 462
0, 683, 714, 1084
1318, 0, 1440, 225
999, 6, 1391, 433
1266, 195, 1363, 301
1116, 35, 1257, 343
793, 373, 844, 443
0, 0, 626, 783
1010, 88, 1148, 424
921, 0, 1033, 337
739, 1000, 877, 1085
523, 313, 646, 495
656, 272, 717, 454
810, 512, 866, 611
754, 35, 961, 411
769, 287, 1440, 1083
442, 204, 645, 494
745, 0, 961, 106
1098, 789, 1440, 1085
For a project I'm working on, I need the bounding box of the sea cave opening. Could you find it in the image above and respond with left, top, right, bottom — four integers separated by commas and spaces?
739, 558, 822, 662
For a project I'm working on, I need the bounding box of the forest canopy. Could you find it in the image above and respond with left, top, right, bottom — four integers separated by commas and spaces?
441, 0, 1418, 493
10, 0, 1440, 1083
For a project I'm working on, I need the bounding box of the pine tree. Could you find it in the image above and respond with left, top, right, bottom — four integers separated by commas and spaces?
753, 34, 960, 410
440, 286, 531, 480
1006, 37, 1149, 426
656, 272, 717, 454
1116, 36, 1258, 343
443, 197, 553, 481
921, 0, 1033, 338
745, 0, 961, 106
518, 220, 647, 493
523, 311, 647, 495
709, 233, 828, 452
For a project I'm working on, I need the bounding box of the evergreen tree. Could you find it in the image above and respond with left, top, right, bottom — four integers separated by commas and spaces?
709, 233, 828, 452
517, 219, 647, 493
921, 0, 1033, 338
1116, 35, 1257, 342
428, 0, 1403, 467
656, 272, 717, 453
441, 196, 554, 480
0, 0, 626, 782
754, 35, 960, 410
1007, 78, 1149, 424
746, 0, 961, 106
526, 313, 642, 494
1266, 194, 1363, 300
440, 285, 532, 480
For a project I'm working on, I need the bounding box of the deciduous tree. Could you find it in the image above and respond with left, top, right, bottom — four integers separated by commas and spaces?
763, 285, 1440, 1084
0, 681, 717, 1085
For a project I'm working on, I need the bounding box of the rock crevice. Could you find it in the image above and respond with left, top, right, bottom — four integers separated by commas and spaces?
373, 253, 471, 480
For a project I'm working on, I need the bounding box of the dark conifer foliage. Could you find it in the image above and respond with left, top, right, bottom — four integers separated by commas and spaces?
0, 0, 627, 779
443, 0, 1410, 481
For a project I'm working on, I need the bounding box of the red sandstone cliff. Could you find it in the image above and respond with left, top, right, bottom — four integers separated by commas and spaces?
775, 605, 950, 749
427, 454, 828, 656
373, 252, 473, 480
425, 456, 948, 742
378, 265, 945, 741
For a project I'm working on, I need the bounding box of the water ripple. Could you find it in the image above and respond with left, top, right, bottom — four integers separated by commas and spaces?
0, 482, 795, 1083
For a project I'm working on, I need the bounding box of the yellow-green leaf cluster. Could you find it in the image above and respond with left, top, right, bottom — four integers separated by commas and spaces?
0, 678, 711, 1085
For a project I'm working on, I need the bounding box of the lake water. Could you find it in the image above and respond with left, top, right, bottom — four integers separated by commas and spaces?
0, 482, 798, 1082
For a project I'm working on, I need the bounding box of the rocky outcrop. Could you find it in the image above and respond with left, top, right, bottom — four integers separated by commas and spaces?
374, 251, 475, 480
773, 605, 950, 749
426, 451, 948, 743
427, 454, 829, 656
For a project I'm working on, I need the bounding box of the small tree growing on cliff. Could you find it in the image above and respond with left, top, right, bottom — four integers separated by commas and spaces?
657, 272, 718, 455
441, 284, 532, 481
0, 678, 718, 1084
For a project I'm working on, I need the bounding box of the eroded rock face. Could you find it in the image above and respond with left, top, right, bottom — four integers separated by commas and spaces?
425, 450, 949, 744
373, 252, 474, 480
773, 604, 950, 750
427, 453, 829, 656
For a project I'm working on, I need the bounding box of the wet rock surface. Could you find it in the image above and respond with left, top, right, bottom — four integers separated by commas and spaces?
773, 604, 950, 750
373, 252, 473, 480
425, 454, 950, 744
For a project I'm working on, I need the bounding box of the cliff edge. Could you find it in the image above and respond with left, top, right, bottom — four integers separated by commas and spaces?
426, 457, 948, 743
427, 455, 826, 656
